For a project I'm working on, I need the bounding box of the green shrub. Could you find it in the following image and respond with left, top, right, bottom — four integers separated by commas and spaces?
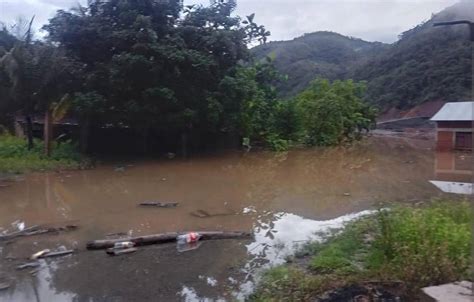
367, 201, 471, 292
0, 134, 84, 173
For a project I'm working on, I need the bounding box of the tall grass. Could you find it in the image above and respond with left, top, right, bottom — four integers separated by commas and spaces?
368, 202, 471, 292
0, 134, 85, 173
251, 200, 472, 300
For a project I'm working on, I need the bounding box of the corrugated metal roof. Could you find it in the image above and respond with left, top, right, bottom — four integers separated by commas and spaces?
430, 102, 474, 121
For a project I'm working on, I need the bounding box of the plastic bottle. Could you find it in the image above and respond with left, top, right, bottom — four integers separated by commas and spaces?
114, 241, 135, 249
177, 232, 201, 244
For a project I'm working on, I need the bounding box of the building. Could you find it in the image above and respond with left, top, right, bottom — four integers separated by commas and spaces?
430, 102, 473, 151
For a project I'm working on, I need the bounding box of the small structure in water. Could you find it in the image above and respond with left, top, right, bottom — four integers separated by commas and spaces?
431, 102, 473, 151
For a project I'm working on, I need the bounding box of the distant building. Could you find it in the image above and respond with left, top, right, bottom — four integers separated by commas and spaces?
430, 102, 473, 151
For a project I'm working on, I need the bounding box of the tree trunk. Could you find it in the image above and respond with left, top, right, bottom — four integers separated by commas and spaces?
79, 117, 90, 154
25, 114, 34, 150
142, 127, 149, 155
181, 131, 188, 159
86, 231, 252, 250
44, 109, 53, 157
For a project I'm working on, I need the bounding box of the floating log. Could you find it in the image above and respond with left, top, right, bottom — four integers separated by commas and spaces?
87, 231, 252, 250
17, 262, 40, 270
0, 225, 39, 241
40, 250, 74, 258
0, 225, 78, 241
139, 201, 179, 208
190, 209, 236, 218
0, 282, 10, 291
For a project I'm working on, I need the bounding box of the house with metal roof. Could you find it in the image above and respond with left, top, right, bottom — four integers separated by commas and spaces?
430, 102, 473, 150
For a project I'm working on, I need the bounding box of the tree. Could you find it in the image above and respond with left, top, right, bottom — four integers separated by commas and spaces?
43, 0, 269, 155
295, 79, 376, 146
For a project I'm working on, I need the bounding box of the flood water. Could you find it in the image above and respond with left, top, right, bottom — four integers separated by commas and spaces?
0, 135, 469, 301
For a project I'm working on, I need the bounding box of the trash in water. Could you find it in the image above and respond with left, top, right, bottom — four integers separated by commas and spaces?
177, 232, 201, 244
106, 247, 138, 256
30, 249, 50, 260
177, 241, 202, 253
113, 241, 135, 249
11, 220, 25, 231
242, 206, 256, 214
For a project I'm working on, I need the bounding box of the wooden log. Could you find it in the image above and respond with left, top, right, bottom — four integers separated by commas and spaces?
40, 250, 74, 258
0, 224, 78, 241
139, 201, 179, 208
0, 225, 39, 241
87, 231, 252, 250
190, 209, 236, 218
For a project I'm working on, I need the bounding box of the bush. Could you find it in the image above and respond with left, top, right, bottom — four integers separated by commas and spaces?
295, 79, 377, 146
0, 134, 84, 173
367, 201, 471, 292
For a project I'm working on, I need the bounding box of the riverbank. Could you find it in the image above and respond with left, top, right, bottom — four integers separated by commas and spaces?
250, 200, 471, 301
0, 134, 89, 174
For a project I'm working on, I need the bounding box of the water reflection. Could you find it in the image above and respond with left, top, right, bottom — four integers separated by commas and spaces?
430, 151, 473, 195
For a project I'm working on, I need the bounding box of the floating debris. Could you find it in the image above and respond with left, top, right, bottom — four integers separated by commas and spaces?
30, 249, 74, 260
30, 249, 50, 260
0, 224, 78, 241
106, 247, 138, 256
87, 231, 252, 250
190, 209, 235, 218
139, 201, 178, 208
0, 281, 10, 291
17, 262, 40, 270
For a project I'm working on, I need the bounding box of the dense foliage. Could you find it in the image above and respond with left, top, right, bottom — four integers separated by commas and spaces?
41, 0, 270, 153
0, 0, 375, 156
295, 79, 376, 146
251, 200, 471, 301
253, 1, 473, 110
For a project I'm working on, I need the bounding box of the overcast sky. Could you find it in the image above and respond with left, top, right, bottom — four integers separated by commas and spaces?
0, 0, 459, 43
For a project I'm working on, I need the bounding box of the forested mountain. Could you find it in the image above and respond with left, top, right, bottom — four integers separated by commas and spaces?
353, 0, 473, 110
252, 31, 387, 97
253, 0, 473, 111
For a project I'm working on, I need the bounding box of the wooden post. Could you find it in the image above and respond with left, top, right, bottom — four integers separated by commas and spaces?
44, 109, 52, 156
25, 114, 34, 150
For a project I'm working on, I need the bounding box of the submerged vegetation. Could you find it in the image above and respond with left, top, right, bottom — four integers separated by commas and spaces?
0, 134, 85, 173
251, 201, 472, 301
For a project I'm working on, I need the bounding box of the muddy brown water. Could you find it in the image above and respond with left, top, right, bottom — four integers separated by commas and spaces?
0, 136, 468, 301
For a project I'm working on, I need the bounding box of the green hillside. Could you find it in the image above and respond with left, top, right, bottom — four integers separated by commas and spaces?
252, 31, 387, 97
252, 1, 473, 110
352, 0, 473, 110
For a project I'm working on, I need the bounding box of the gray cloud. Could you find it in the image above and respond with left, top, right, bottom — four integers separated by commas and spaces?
0, 0, 459, 43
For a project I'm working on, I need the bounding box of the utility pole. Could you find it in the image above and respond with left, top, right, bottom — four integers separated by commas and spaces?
433, 20, 474, 289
